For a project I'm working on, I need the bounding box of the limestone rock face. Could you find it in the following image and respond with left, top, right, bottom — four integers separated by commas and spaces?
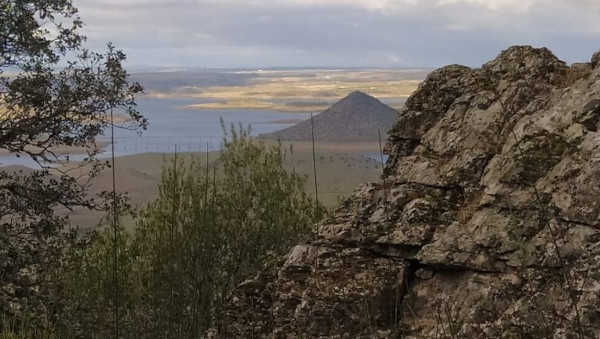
217, 46, 600, 338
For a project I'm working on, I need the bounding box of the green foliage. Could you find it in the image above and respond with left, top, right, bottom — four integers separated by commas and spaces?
59, 224, 138, 337
67, 126, 322, 337
1, 316, 65, 339
0, 0, 144, 333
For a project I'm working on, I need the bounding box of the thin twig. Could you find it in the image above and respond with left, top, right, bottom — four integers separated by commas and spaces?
444, 301, 457, 339
363, 293, 374, 335
310, 113, 319, 213
110, 107, 119, 338
435, 307, 448, 339
378, 129, 397, 332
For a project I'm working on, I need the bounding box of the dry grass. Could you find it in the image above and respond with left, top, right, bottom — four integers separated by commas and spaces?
456, 189, 484, 225
148, 69, 426, 112
559, 64, 592, 87
56, 140, 383, 228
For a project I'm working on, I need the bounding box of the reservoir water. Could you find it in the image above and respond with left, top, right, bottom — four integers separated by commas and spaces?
0, 97, 310, 167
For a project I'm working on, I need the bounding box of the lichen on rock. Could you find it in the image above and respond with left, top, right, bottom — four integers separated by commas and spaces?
214, 46, 600, 338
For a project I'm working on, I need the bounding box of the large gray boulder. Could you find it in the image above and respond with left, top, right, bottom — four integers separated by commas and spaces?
216, 46, 600, 338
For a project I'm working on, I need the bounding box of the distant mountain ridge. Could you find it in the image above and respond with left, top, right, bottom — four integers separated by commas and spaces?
261, 91, 398, 141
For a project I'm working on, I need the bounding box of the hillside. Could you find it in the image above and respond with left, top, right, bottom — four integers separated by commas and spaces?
216, 46, 600, 338
261, 91, 399, 141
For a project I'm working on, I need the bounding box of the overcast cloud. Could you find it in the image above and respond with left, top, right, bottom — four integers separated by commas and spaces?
74, 0, 600, 68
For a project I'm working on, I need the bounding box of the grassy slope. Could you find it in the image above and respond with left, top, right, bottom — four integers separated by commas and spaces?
58, 140, 384, 229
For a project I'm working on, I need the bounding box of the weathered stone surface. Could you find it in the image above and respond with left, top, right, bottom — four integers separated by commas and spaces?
591, 50, 600, 69
220, 244, 409, 338
215, 46, 600, 338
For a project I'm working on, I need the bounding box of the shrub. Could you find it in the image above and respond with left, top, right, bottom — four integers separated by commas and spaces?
68, 125, 323, 337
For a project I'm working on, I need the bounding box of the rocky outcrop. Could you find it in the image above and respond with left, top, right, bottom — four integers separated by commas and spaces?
217, 46, 600, 338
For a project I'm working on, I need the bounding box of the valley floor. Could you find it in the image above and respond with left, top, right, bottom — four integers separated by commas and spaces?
57, 140, 384, 229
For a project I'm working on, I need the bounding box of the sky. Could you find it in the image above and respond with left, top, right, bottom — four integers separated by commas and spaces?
74, 0, 600, 69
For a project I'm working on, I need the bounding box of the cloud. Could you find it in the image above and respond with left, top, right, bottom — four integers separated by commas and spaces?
436, 0, 537, 13
73, 0, 600, 68
437, 23, 473, 31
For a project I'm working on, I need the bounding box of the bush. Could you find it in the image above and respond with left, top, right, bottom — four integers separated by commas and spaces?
68, 125, 323, 337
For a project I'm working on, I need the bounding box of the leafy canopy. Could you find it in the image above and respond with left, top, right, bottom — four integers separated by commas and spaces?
0, 0, 145, 329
